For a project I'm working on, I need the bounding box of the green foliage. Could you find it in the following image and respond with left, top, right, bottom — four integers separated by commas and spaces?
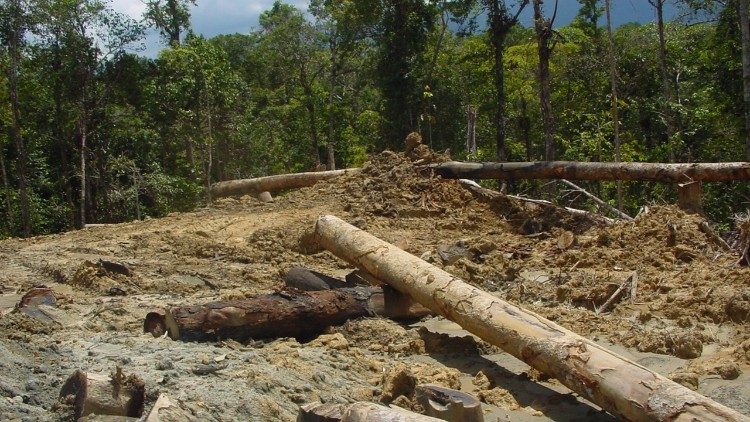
0, 0, 748, 239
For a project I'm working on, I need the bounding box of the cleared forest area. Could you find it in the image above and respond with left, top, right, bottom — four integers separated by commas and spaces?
1, 150, 748, 421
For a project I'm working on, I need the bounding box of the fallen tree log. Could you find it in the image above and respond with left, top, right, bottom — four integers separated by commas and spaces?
210, 169, 360, 199
429, 161, 750, 183
313, 215, 748, 422
144, 286, 430, 342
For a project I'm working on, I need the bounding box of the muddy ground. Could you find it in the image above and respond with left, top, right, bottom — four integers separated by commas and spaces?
0, 151, 749, 421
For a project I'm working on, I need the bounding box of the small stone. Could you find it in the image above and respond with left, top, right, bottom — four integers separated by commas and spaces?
715, 362, 742, 380
155, 359, 174, 371
669, 371, 699, 390
24, 381, 37, 392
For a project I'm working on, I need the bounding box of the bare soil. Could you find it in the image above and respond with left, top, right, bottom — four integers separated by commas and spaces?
1, 151, 748, 421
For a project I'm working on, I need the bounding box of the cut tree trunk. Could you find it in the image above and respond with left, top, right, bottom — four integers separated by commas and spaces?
428, 161, 750, 183
210, 169, 360, 199
144, 286, 430, 342
59, 369, 145, 420
313, 215, 748, 422
341, 402, 442, 422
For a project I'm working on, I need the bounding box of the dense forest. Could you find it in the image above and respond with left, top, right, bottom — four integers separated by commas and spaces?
0, 0, 748, 238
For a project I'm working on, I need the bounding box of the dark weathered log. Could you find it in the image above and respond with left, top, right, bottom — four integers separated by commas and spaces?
429, 161, 750, 183
210, 169, 360, 199
314, 215, 749, 422
414, 384, 483, 422
341, 402, 442, 422
144, 286, 430, 342
59, 369, 145, 420
283, 266, 351, 291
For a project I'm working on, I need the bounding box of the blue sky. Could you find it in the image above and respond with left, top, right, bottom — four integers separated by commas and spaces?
110, 0, 679, 57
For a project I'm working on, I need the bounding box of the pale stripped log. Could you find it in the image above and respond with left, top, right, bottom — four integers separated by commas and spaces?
313, 215, 748, 422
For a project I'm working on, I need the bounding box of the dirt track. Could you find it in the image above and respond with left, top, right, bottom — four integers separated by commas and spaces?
1, 151, 748, 421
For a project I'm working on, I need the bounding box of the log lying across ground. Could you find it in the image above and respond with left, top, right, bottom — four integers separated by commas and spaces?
314, 215, 748, 422
210, 168, 361, 199
144, 286, 430, 342
428, 161, 750, 182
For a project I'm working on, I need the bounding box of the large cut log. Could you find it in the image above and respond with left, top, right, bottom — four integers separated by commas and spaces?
313, 215, 748, 422
210, 169, 360, 199
59, 369, 145, 420
428, 161, 750, 183
341, 402, 442, 422
144, 286, 430, 342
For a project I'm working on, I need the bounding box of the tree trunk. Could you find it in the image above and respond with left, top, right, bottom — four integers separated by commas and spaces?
652, 0, 677, 162
5, 1, 31, 237
79, 122, 87, 228
313, 215, 748, 422
167, 0, 181, 46
533, 0, 556, 161
143, 286, 429, 342
489, 1, 510, 162
0, 148, 12, 229
59, 369, 145, 420
466, 105, 477, 154
210, 168, 360, 199
301, 67, 322, 167
427, 160, 750, 182
740, 0, 750, 161
605, 0, 623, 210
519, 98, 532, 161
327, 41, 338, 171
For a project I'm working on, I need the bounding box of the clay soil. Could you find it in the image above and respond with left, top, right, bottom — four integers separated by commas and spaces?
1, 151, 749, 421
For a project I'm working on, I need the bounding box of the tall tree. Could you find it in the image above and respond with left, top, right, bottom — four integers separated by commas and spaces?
376, 0, 434, 148
740, 0, 750, 161
0, 0, 31, 236
649, 0, 678, 162
604, 0, 622, 209
144, 0, 196, 46
532, 0, 557, 161
485, 0, 528, 161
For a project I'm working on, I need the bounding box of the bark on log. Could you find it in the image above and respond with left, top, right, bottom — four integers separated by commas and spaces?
59, 369, 145, 420
210, 169, 360, 199
313, 215, 749, 422
341, 403, 442, 422
429, 161, 750, 183
144, 287, 430, 342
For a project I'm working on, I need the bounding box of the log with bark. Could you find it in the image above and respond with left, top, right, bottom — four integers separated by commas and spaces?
59, 368, 145, 420
144, 286, 430, 342
210, 168, 360, 199
313, 215, 749, 422
428, 161, 750, 183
